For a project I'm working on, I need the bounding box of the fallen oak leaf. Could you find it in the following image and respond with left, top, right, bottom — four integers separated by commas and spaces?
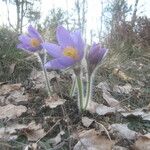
0, 104, 27, 119
45, 95, 66, 108
103, 90, 120, 107
48, 130, 65, 146
73, 129, 114, 150
21, 121, 46, 141
0, 83, 28, 105
0, 83, 21, 95
112, 68, 133, 81
96, 81, 111, 91
109, 123, 140, 140
82, 117, 94, 128
30, 70, 60, 89
112, 146, 128, 150
121, 108, 150, 121
96, 104, 116, 115
96, 82, 121, 107
87, 101, 125, 115
132, 134, 150, 150
113, 84, 132, 94
0, 123, 26, 140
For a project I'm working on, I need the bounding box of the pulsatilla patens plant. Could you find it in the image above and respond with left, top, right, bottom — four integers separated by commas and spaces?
17, 25, 51, 97
17, 25, 108, 112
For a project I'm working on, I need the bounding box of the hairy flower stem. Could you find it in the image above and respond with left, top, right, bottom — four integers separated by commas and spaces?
37, 53, 51, 97
76, 75, 84, 112
84, 74, 92, 110
70, 77, 76, 97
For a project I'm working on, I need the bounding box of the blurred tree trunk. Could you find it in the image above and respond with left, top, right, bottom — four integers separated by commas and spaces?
75, 0, 81, 28
75, 0, 87, 41
2, 0, 41, 33
65, 0, 69, 30
15, 0, 20, 33
131, 0, 139, 27
98, 0, 104, 41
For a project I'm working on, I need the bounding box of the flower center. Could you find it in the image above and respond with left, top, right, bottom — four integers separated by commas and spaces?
30, 38, 41, 47
63, 47, 79, 59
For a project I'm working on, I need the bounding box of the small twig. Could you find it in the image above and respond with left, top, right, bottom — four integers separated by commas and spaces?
36, 119, 61, 144
95, 121, 112, 141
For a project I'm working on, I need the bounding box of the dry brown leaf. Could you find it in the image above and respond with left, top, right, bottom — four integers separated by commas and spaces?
122, 109, 150, 121
0, 83, 21, 95
96, 104, 116, 115
82, 117, 94, 127
0, 121, 46, 142
112, 146, 128, 150
45, 95, 66, 108
110, 124, 140, 140
87, 101, 124, 115
140, 133, 150, 139
24, 143, 38, 150
0, 83, 28, 105
96, 81, 110, 91
103, 90, 120, 107
23, 121, 46, 141
86, 101, 99, 113
113, 84, 132, 94
96, 81, 122, 108
112, 68, 133, 81
73, 129, 114, 150
0, 104, 27, 119
30, 70, 60, 89
132, 135, 150, 150
0, 124, 26, 140
48, 130, 65, 146
6, 91, 28, 104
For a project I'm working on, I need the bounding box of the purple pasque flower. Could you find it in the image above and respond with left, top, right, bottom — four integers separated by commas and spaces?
86, 43, 108, 75
42, 26, 85, 69
17, 25, 43, 52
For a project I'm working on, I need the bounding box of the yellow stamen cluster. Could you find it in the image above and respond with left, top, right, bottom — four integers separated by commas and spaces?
63, 47, 79, 59
30, 38, 41, 47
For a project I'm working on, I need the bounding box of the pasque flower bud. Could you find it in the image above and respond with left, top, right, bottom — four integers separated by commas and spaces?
86, 43, 108, 75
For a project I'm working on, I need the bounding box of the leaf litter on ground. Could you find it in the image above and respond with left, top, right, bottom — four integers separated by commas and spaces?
73, 129, 114, 150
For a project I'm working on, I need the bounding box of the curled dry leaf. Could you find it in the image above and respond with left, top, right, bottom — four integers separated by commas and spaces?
112, 68, 133, 81
24, 143, 38, 150
30, 70, 60, 89
73, 129, 114, 150
112, 146, 128, 150
113, 84, 132, 94
87, 101, 125, 116
110, 124, 140, 140
0, 83, 28, 105
132, 134, 150, 150
122, 108, 150, 121
96, 104, 116, 115
0, 83, 21, 95
103, 90, 120, 107
22, 121, 46, 141
82, 117, 94, 127
45, 95, 66, 108
0, 104, 27, 119
96, 82, 121, 108
86, 101, 99, 113
96, 81, 110, 91
0, 124, 26, 140
48, 130, 65, 146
